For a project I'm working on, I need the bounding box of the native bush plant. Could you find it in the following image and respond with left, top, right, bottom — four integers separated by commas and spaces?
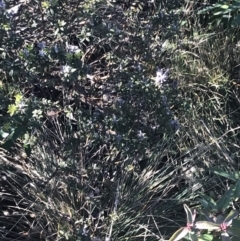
0, 0, 198, 240
170, 168, 240, 241
2, 0, 240, 240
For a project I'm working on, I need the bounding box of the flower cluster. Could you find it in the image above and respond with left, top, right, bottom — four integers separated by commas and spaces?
155, 68, 169, 87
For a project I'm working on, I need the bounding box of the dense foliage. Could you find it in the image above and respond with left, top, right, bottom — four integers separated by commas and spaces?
1, 0, 240, 240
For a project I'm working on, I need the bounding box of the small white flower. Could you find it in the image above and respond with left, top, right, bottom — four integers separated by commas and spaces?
37, 41, 46, 49
137, 130, 146, 141
6, 4, 21, 15
89, 19, 94, 26
18, 101, 26, 113
119, 64, 122, 71
60, 65, 76, 75
81, 225, 89, 236
68, 45, 80, 53
61, 65, 70, 73
39, 49, 45, 57
102, 94, 110, 101
155, 68, 168, 87
66, 41, 80, 53
137, 62, 141, 71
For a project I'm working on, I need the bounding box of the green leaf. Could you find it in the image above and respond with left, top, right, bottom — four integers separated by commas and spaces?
189, 232, 198, 241
216, 187, 233, 212
223, 210, 238, 225
197, 6, 215, 14
213, 11, 226, 16
220, 4, 229, 9
41, 1, 50, 9
0, 130, 9, 138
195, 221, 220, 231
24, 144, 32, 157
233, 180, 240, 201
15, 93, 23, 105
199, 193, 217, 211
232, 218, 240, 227
169, 227, 189, 241
200, 198, 210, 209
233, 14, 240, 26
221, 232, 230, 241
227, 226, 240, 237
210, 168, 240, 182
184, 204, 194, 225
1, 125, 28, 150
198, 234, 214, 241
7, 104, 17, 116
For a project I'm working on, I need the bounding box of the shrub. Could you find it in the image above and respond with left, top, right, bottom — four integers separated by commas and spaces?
1, 0, 240, 240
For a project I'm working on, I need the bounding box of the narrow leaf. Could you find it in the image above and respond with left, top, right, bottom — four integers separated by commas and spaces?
210, 168, 240, 181
233, 14, 240, 26
197, 6, 215, 14
169, 227, 189, 241
216, 187, 233, 212
195, 221, 220, 230
227, 226, 240, 237
189, 232, 198, 241
184, 204, 193, 225
220, 4, 229, 9
233, 179, 240, 201
223, 210, 239, 225
199, 193, 217, 210
200, 198, 210, 209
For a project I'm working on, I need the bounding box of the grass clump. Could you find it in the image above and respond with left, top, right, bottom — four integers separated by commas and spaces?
1, 0, 240, 241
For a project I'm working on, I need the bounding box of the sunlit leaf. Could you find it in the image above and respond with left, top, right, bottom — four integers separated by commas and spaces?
210, 168, 240, 181
184, 204, 194, 225
0, 130, 9, 138
223, 210, 239, 225
41, 1, 50, 9
220, 4, 229, 9
7, 104, 17, 116
198, 233, 214, 241
195, 221, 220, 230
169, 227, 189, 241
15, 93, 23, 105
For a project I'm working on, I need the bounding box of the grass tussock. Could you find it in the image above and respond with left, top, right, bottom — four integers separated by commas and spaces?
1, 0, 240, 240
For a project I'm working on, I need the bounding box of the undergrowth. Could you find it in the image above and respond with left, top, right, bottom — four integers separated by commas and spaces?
1, 0, 240, 240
